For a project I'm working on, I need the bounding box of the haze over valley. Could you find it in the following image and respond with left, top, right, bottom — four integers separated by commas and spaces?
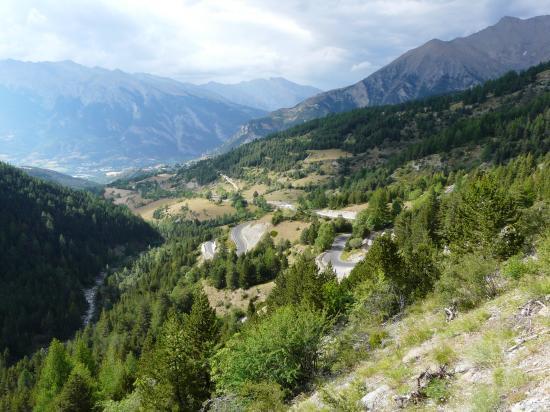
1, 2, 549, 411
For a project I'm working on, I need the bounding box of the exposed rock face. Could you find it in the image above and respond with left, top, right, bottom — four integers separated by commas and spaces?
361, 384, 392, 410
228, 15, 550, 148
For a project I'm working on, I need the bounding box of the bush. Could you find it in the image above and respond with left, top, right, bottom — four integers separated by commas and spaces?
351, 276, 399, 325
272, 210, 284, 225
471, 384, 501, 412
333, 216, 352, 233
467, 333, 505, 368
432, 344, 457, 365
315, 221, 336, 252
238, 381, 286, 411
346, 237, 363, 250
424, 378, 450, 404
435, 254, 498, 310
211, 305, 327, 394
502, 255, 529, 279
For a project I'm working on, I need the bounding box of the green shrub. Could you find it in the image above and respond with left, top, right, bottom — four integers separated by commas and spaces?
444, 309, 491, 336
467, 334, 504, 368
471, 384, 500, 412
435, 254, 498, 310
315, 221, 336, 252
432, 344, 457, 365
368, 328, 388, 349
424, 377, 450, 404
270, 230, 278, 238
350, 276, 399, 325
238, 381, 286, 412
347, 237, 363, 250
272, 210, 284, 225
400, 321, 433, 347
320, 379, 364, 412
211, 305, 327, 394
502, 255, 529, 279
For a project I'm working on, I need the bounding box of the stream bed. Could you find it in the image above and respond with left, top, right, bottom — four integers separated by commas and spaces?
82, 271, 107, 326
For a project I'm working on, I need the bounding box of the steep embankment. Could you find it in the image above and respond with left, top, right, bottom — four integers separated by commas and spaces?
293, 266, 549, 411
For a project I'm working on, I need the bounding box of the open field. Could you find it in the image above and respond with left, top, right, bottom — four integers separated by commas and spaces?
264, 188, 304, 202
137, 197, 236, 221
293, 174, 331, 187
134, 198, 182, 220
207, 176, 246, 195
135, 173, 174, 187
104, 187, 150, 210
258, 213, 309, 243
241, 183, 270, 200
271, 220, 309, 243
203, 280, 275, 316
303, 149, 353, 163
343, 202, 369, 212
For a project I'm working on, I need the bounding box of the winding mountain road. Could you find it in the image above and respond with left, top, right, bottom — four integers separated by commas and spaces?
315, 209, 357, 220
230, 222, 270, 256
317, 234, 357, 280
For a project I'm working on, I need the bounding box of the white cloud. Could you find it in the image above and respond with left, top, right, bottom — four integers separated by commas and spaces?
0, 0, 548, 89
351, 61, 373, 72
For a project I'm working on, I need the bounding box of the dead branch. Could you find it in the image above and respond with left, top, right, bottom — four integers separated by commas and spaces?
506, 328, 549, 353
394, 365, 454, 408
518, 299, 547, 317
444, 302, 458, 322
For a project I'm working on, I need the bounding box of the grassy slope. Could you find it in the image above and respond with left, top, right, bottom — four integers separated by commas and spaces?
293, 243, 550, 411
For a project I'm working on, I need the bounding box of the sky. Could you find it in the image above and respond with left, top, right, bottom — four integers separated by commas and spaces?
0, 0, 549, 90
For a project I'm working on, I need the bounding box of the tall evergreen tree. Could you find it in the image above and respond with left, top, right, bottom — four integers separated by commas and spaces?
55, 364, 95, 412
34, 339, 72, 412
137, 291, 219, 411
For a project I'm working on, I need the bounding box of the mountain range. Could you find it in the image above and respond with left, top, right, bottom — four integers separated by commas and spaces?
227, 15, 550, 148
0, 60, 318, 178
1, 15, 549, 178
201, 78, 321, 111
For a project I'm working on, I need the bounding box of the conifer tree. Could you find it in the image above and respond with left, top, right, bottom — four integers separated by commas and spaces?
55, 364, 94, 412
34, 339, 72, 412
137, 291, 219, 411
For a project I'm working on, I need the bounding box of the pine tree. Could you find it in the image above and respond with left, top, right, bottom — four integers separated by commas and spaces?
34, 339, 73, 412
55, 364, 94, 412
315, 221, 335, 252
137, 291, 219, 411
446, 172, 522, 257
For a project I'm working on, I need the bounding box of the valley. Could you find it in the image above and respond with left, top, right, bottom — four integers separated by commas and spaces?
0, 10, 549, 412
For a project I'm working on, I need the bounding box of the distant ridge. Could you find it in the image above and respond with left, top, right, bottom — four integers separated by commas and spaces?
19, 166, 102, 192
228, 15, 550, 148
201, 77, 321, 111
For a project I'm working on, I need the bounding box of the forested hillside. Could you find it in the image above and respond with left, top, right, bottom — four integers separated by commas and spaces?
177, 61, 550, 189
0, 63, 548, 411
0, 163, 160, 361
